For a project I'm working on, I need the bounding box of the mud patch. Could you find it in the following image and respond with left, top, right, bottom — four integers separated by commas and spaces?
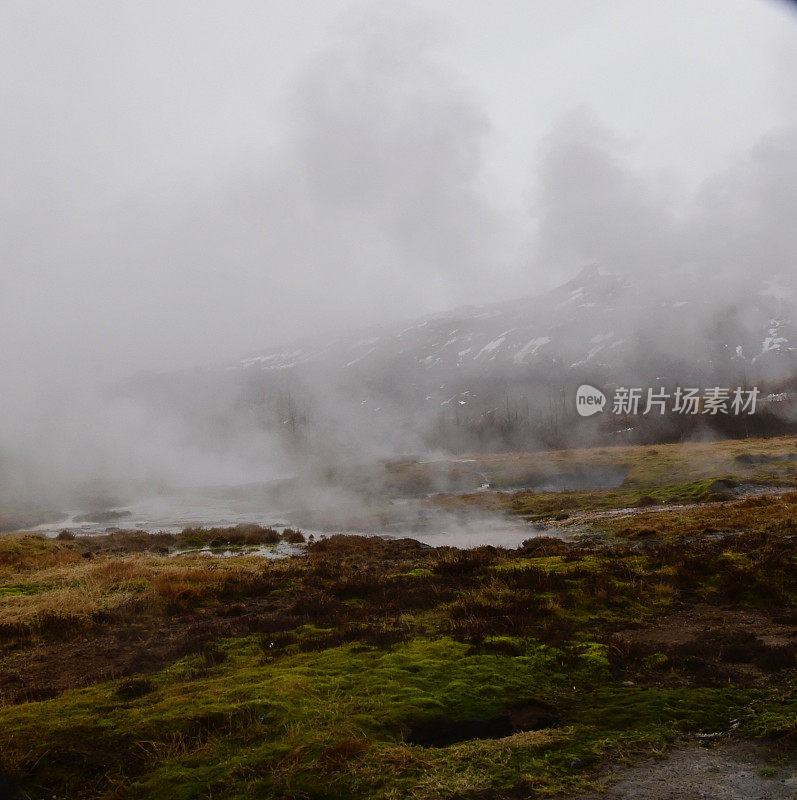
407, 702, 561, 747
609, 605, 797, 682
575, 741, 796, 800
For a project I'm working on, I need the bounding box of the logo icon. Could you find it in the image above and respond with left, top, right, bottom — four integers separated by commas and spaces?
576, 384, 606, 416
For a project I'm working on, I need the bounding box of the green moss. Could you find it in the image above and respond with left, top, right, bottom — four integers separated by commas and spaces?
504, 478, 735, 524
0, 633, 787, 800
0, 582, 42, 596
397, 568, 434, 578
743, 698, 797, 738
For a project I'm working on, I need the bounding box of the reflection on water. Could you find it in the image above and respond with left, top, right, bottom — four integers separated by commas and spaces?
172, 541, 305, 559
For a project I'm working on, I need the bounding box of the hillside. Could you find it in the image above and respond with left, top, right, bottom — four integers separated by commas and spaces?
125, 267, 795, 456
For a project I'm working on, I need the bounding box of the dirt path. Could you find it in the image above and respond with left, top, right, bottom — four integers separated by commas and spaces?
574, 741, 796, 800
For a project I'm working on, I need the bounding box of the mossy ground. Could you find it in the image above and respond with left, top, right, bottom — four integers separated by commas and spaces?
0, 437, 794, 799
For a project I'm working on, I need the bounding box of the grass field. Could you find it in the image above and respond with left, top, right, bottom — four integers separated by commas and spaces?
0, 436, 794, 799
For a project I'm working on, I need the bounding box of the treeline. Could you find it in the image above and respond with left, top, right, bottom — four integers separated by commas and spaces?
235, 371, 796, 455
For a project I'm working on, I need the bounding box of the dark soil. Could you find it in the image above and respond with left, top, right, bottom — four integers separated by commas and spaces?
407, 701, 561, 746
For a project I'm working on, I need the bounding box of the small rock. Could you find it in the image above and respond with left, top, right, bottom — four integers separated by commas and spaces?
568, 757, 583, 769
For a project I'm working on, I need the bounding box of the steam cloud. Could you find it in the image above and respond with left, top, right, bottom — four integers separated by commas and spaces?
0, 3, 794, 513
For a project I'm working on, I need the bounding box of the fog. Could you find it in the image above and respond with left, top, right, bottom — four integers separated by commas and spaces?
1, 1, 795, 519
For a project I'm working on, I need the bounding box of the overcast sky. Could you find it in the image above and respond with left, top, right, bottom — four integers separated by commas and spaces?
2, 0, 796, 382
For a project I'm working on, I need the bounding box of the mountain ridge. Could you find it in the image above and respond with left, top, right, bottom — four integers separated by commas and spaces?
124, 266, 795, 455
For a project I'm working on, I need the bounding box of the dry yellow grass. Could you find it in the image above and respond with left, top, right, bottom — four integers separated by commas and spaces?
0, 544, 276, 628
455, 434, 797, 488
0, 534, 81, 576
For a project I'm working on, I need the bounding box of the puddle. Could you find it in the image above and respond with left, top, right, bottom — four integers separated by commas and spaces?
734, 452, 797, 465
171, 541, 304, 559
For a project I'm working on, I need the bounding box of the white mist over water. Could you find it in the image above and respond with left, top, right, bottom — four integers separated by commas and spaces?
32, 498, 544, 552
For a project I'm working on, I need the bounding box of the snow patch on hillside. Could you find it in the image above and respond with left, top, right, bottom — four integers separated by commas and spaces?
474, 330, 513, 359
514, 336, 551, 363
